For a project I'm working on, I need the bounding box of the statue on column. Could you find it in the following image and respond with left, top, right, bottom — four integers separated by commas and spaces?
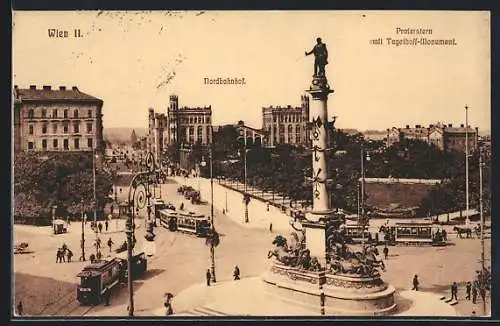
305, 37, 329, 77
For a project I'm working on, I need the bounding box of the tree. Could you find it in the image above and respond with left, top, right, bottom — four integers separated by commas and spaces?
14, 152, 116, 221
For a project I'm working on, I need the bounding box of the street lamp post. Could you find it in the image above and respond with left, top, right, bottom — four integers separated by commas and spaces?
80, 200, 86, 261
479, 148, 486, 316
92, 150, 99, 254
465, 105, 470, 226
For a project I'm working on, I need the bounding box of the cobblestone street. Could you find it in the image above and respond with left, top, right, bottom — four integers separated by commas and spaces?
13, 178, 491, 317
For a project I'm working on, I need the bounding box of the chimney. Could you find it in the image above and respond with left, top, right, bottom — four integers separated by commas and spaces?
448, 123, 452, 127
406, 125, 409, 129
460, 124, 464, 128
72, 86, 78, 91
59, 86, 66, 91
29, 85, 36, 90
43, 85, 51, 90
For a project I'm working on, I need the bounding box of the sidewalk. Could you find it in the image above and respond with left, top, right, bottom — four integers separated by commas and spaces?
144, 276, 459, 317
171, 177, 293, 234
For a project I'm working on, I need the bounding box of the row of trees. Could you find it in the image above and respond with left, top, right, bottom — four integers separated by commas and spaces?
14, 152, 116, 223
165, 125, 491, 217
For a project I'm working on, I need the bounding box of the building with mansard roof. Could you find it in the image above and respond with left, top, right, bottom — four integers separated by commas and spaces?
13, 85, 104, 154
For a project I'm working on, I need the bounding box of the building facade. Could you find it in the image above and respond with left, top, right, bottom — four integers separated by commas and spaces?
13, 85, 104, 154
386, 123, 478, 153
147, 95, 212, 165
167, 95, 212, 146
262, 95, 310, 148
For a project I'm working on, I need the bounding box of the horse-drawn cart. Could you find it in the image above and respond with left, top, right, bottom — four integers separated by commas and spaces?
14, 242, 29, 254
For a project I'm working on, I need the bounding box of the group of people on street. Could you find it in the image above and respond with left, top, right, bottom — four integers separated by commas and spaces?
91, 220, 109, 233
205, 265, 240, 287
56, 243, 73, 263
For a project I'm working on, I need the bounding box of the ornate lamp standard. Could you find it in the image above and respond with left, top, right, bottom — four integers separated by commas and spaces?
92, 149, 100, 254
80, 200, 86, 261
124, 152, 159, 316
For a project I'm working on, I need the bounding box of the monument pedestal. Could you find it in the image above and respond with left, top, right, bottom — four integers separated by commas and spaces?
262, 263, 396, 316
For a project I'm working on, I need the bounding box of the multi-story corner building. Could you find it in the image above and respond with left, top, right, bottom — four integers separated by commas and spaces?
262, 95, 310, 148
386, 122, 479, 153
13, 85, 104, 154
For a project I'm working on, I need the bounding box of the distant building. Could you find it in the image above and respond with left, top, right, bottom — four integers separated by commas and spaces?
386, 123, 479, 153
262, 95, 310, 147
147, 95, 212, 165
167, 95, 212, 146
13, 85, 104, 154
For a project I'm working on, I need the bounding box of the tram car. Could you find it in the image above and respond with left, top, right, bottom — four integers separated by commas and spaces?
153, 199, 175, 220
159, 210, 210, 237
76, 252, 147, 305
382, 221, 446, 246
343, 224, 373, 244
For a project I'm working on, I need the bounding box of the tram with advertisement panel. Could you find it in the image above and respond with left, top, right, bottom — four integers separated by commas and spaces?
381, 221, 446, 246
159, 210, 210, 237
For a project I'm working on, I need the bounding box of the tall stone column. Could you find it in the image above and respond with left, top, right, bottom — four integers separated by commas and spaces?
303, 75, 334, 267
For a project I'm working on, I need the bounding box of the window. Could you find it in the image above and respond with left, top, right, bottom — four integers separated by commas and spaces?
28, 109, 34, 119
74, 110, 79, 118
53, 139, 58, 148
74, 123, 80, 133
206, 116, 211, 124
74, 138, 80, 149
52, 109, 58, 118
41, 109, 47, 118
197, 126, 203, 142
28, 141, 34, 150
63, 123, 68, 133
52, 124, 57, 133
188, 126, 194, 142
87, 109, 92, 118
86, 123, 93, 133
63, 139, 69, 150
206, 126, 211, 142
88, 138, 93, 148
64, 109, 68, 118
29, 125, 34, 135
42, 139, 47, 150
42, 124, 47, 134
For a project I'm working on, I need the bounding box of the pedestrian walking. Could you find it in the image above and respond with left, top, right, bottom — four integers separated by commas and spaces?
180, 203, 184, 211
67, 249, 73, 263
90, 253, 96, 264
269, 222, 273, 233
98, 222, 103, 233
383, 246, 389, 260
412, 275, 419, 291
164, 293, 174, 316
96, 250, 102, 261
233, 265, 240, 280
472, 283, 478, 304
102, 287, 110, 306
16, 301, 23, 316
479, 287, 486, 303
451, 282, 458, 301
206, 269, 211, 286
466, 281, 472, 300
95, 238, 101, 250
105, 220, 109, 232
471, 311, 476, 317
442, 229, 447, 241
107, 237, 114, 253
56, 248, 61, 263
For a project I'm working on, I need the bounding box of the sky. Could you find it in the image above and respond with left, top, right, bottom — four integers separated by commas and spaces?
12, 11, 491, 132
